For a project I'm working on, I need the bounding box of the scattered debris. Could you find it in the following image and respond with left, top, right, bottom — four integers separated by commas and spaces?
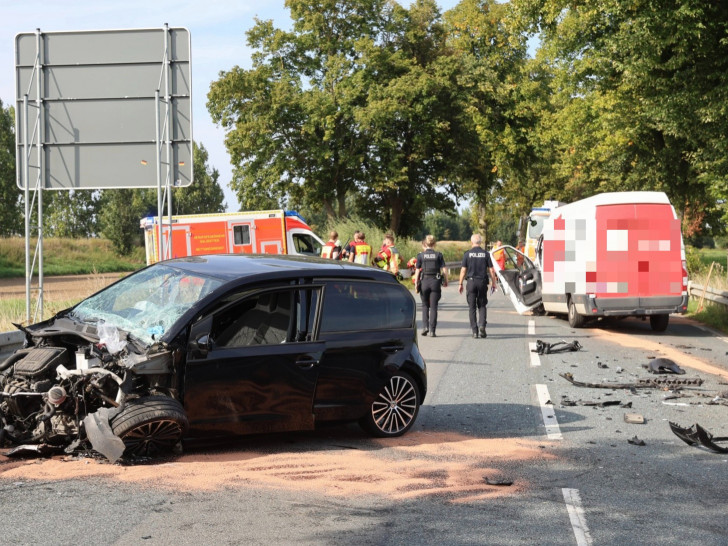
669, 422, 728, 454
597, 362, 608, 369
532, 340, 582, 355
641, 358, 686, 375
559, 373, 704, 389
561, 397, 622, 407
484, 477, 513, 486
624, 413, 645, 424
621, 402, 633, 408
627, 436, 646, 446
615, 366, 624, 374
5, 444, 64, 458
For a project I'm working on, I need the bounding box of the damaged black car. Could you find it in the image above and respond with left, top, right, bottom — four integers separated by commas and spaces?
1, 255, 426, 462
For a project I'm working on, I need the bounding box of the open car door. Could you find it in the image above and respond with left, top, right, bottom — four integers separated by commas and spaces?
490, 245, 543, 314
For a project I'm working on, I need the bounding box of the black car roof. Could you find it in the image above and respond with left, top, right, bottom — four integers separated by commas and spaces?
161, 254, 398, 283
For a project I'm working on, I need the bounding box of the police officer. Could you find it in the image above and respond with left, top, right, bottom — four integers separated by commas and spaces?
458, 233, 498, 338
414, 235, 447, 337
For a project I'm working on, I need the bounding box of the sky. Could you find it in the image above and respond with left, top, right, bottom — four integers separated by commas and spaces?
1, 0, 462, 211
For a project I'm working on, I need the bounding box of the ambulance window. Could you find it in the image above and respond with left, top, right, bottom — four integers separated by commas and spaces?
233, 225, 250, 246
293, 233, 322, 256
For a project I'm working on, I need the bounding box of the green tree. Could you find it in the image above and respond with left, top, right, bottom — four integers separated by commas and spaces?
208, 0, 383, 219
43, 190, 100, 238
511, 0, 728, 234
0, 100, 21, 236
173, 143, 226, 215
443, 0, 536, 238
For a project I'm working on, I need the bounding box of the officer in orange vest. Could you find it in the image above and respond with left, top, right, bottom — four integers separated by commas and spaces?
349, 231, 372, 265
321, 230, 342, 260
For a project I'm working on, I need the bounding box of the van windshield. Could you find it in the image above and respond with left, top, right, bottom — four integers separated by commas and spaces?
528, 216, 547, 240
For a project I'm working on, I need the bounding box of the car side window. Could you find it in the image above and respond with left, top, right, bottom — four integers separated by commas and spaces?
211, 288, 319, 348
319, 281, 414, 333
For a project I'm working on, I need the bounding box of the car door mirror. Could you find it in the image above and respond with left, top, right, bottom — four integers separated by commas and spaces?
188, 315, 214, 358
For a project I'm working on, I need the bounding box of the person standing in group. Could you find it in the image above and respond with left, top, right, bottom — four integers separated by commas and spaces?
493, 240, 506, 271
349, 231, 372, 265
340, 230, 360, 261
414, 235, 448, 337
321, 230, 342, 260
375, 233, 400, 275
458, 233, 498, 338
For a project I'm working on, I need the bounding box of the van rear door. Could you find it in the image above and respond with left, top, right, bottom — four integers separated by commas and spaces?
490, 245, 543, 314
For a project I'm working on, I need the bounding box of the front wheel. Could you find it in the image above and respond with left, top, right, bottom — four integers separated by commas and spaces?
110, 396, 188, 457
568, 298, 587, 328
360, 372, 420, 438
650, 314, 669, 332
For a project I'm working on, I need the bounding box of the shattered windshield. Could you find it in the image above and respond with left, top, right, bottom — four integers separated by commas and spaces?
70, 265, 224, 345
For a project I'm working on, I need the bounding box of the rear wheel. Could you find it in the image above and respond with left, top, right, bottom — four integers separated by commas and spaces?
650, 314, 669, 332
110, 396, 188, 457
360, 372, 420, 438
568, 298, 586, 328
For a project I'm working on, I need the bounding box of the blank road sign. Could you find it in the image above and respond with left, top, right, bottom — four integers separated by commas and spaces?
15, 27, 192, 190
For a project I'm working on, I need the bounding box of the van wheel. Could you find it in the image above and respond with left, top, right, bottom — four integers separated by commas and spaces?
360, 372, 420, 438
110, 396, 188, 457
568, 298, 586, 328
650, 314, 669, 332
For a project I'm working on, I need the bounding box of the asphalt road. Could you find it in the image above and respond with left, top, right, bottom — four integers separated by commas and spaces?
1, 287, 727, 545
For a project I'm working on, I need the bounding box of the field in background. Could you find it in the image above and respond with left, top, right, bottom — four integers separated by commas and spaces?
0, 237, 145, 278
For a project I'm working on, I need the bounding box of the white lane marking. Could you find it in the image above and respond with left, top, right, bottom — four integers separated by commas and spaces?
528, 319, 535, 336
535, 384, 562, 440
694, 325, 728, 344
529, 342, 541, 367
562, 488, 593, 546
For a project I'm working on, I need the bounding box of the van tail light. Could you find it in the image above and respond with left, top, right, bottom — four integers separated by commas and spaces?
681, 260, 688, 294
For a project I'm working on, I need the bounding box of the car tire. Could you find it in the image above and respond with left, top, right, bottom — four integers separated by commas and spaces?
110, 395, 188, 457
650, 314, 669, 332
360, 372, 420, 438
568, 298, 586, 328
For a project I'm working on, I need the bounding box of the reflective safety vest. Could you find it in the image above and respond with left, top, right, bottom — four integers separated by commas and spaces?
375, 244, 400, 272
321, 241, 341, 260
351, 241, 372, 265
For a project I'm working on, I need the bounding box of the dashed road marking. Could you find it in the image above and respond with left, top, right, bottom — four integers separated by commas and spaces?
535, 384, 562, 440
562, 488, 592, 546
528, 319, 535, 336
529, 342, 540, 367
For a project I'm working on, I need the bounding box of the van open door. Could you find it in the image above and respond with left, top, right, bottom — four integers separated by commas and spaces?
490, 245, 543, 314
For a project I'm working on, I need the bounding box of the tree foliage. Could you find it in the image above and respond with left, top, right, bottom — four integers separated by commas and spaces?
0, 100, 21, 236
511, 0, 728, 235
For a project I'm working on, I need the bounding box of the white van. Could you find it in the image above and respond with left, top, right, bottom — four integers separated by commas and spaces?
491, 191, 689, 331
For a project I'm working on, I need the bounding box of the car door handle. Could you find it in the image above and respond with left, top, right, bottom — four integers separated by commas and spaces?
380, 344, 404, 353
295, 358, 319, 368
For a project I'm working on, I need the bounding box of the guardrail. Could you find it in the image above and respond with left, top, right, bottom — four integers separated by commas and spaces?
687, 281, 728, 309
0, 330, 24, 361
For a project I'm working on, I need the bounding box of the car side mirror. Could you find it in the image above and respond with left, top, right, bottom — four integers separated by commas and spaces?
188, 315, 214, 357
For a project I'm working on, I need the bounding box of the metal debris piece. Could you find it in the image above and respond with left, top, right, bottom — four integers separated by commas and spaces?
532, 340, 582, 355
559, 373, 703, 389
641, 358, 686, 375
5, 444, 64, 458
620, 402, 632, 408
597, 362, 608, 369
624, 413, 645, 424
485, 477, 513, 486
669, 422, 728, 454
627, 436, 646, 446
560, 398, 621, 407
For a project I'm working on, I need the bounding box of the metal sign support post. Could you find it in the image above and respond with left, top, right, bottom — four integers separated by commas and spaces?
163, 23, 174, 261
23, 94, 30, 321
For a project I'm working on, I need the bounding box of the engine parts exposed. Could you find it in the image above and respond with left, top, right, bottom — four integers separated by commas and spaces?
669, 422, 728, 454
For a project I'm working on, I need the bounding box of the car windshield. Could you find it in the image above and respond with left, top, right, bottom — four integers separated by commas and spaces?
293, 233, 322, 256
70, 265, 224, 345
